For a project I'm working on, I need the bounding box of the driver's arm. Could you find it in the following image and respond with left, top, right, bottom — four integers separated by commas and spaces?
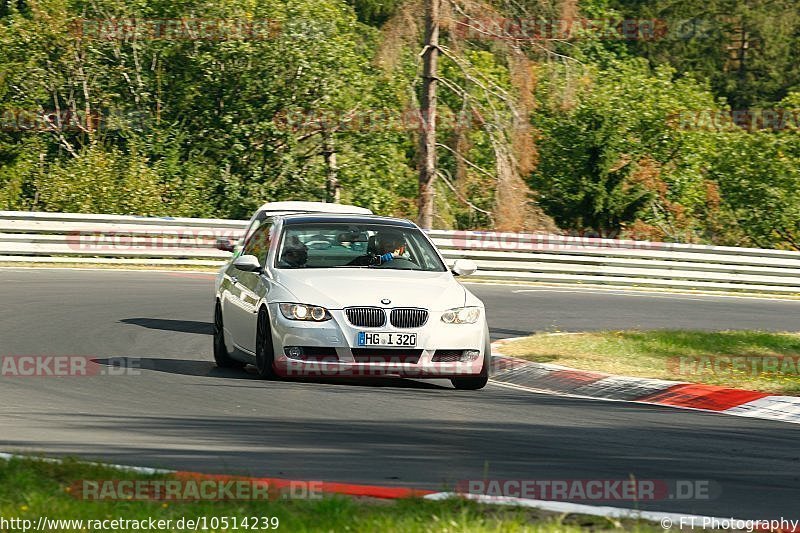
375, 248, 404, 265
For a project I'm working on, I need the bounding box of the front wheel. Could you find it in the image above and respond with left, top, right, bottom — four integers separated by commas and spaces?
213, 301, 244, 369
451, 374, 488, 390
255, 307, 278, 379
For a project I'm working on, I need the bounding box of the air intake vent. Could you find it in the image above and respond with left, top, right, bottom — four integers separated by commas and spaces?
389, 308, 428, 328
432, 350, 463, 362
345, 307, 386, 328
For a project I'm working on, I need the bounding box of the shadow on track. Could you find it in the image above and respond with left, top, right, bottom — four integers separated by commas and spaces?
92, 357, 450, 390
6, 406, 799, 519
119, 318, 529, 341
489, 327, 534, 339
120, 318, 212, 335
93, 357, 251, 380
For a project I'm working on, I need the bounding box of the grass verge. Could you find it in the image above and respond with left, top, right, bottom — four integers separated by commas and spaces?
0, 456, 667, 532
500, 330, 800, 395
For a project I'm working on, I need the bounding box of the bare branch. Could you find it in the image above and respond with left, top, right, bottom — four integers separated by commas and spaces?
436, 141, 495, 180
436, 168, 495, 217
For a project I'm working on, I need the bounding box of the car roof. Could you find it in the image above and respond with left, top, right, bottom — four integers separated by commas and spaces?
278, 213, 417, 228
256, 201, 372, 216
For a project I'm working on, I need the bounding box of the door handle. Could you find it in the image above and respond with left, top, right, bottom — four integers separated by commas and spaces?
231, 276, 239, 285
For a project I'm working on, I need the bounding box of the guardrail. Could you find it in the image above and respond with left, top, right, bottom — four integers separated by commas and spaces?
2, 210, 800, 294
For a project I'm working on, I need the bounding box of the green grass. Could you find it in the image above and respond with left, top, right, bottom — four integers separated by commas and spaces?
501, 330, 800, 395
0, 456, 667, 532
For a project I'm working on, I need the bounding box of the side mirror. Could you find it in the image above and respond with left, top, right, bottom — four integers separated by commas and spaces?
216, 238, 234, 253
451, 258, 478, 277
233, 254, 262, 272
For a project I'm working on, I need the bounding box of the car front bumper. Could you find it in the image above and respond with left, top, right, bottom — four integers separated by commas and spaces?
268, 305, 488, 378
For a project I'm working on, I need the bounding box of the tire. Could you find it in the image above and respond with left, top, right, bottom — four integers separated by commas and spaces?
255, 307, 278, 379
451, 330, 491, 391
213, 301, 244, 369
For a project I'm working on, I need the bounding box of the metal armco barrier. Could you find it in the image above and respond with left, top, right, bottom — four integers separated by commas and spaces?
2, 210, 800, 294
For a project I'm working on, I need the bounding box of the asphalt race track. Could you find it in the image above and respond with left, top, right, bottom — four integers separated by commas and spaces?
0, 268, 798, 519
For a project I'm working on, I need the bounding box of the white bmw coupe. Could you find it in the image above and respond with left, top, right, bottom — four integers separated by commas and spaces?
213, 202, 490, 390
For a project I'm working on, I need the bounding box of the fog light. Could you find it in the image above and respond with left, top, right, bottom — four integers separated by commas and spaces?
460, 350, 480, 362
286, 346, 304, 359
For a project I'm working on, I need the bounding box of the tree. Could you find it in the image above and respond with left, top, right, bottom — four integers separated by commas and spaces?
612, 0, 800, 108
0, 0, 416, 217
706, 128, 800, 250
417, 0, 439, 229
375, 0, 566, 230
531, 59, 722, 240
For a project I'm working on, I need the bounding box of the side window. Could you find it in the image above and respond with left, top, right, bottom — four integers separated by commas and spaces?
241, 216, 263, 248
242, 221, 273, 265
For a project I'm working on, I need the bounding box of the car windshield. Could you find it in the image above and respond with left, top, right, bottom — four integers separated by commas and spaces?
275, 222, 447, 272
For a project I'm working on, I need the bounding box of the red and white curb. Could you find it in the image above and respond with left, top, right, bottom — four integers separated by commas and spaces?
490, 339, 800, 425
426, 493, 796, 532
0, 452, 428, 499
4, 452, 792, 531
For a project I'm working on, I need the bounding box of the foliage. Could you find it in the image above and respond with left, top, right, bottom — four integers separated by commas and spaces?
1, 0, 799, 248
610, 0, 800, 108
706, 130, 800, 249
0, 0, 417, 218
531, 59, 719, 240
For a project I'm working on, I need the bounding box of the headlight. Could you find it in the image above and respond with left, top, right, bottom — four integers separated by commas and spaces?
441, 306, 481, 324
279, 303, 331, 322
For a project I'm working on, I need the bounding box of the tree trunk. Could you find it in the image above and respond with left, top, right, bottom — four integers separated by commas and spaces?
417, 0, 439, 229
322, 126, 340, 203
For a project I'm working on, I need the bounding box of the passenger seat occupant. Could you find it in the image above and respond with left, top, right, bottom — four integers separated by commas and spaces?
280, 236, 308, 267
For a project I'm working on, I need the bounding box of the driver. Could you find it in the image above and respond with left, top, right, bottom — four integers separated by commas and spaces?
279, 236, 308, 267
375, 232, 406, 264
348, 231, 406, 266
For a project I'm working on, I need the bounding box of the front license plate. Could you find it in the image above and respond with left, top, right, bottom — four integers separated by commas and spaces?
357, 332, 417, 347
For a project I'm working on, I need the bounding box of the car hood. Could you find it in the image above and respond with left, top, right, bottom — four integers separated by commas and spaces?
272, 268, 468, 310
